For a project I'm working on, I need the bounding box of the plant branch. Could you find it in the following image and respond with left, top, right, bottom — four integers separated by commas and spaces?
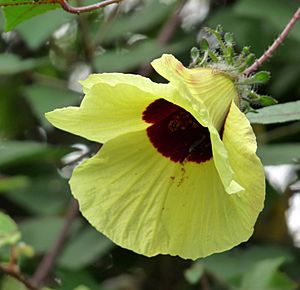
244, 7, 300, 75
31, 199, 79, 288
59, 0, 122, 14
0, 264, 39, 290
138, 0, 186, 77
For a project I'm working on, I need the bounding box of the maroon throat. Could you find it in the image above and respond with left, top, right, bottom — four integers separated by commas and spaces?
142, 99, 213, 164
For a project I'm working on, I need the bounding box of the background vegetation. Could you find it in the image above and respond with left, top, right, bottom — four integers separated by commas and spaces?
0, 0, 300, 289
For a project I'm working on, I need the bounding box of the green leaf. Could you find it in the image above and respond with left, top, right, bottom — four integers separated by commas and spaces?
239, 71, 270, 85
58, 227, 114, 270
73, 286, 91, 290
200, 38, 209, 51
184, 262, 204, 284
20, 217, 64, 254
0, 211, 21, 247
20, 217, 81, 254
0, 10, 5, 27
224, 32, 234, 45
258, 144, 300, 165
234, 0, 300, 42
94, 38, 193, 72
247, 91, 278, 107
244, 53, 255, 67
16, 10, 75, 49
199, 246, 292, 285
190, 47, 199, 62
6, 175, 70, 215
2, 1, 60, 31
240, 257, 296, 290
0, 80, 33, 139
247, 101, 300, 124
0, 141, 65, 168
56, 269, 100, 290
24, 84, 81, 128
255, 96, 278, 107
104, 0, 172, 44
253, 71, 271, 83
0, 53, 37, 74
0, 276, 26, 290
0, 176, 30, 192
91, 41, 156, 72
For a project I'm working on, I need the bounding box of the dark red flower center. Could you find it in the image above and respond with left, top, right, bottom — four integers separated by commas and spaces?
142, 99, 213, 164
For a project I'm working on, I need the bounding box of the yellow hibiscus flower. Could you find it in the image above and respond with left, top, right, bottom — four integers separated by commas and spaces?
46, 54, 265, 260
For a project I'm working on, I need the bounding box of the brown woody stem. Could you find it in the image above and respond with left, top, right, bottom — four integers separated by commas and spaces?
59, 0, 122, 14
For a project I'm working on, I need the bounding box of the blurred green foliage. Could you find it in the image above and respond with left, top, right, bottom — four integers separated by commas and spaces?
0, 0, 300, 289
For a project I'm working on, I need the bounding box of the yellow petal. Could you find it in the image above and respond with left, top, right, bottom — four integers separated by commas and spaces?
70, 129, 264, 260
151, 54, 238, 131
210, 126, 244, 194
222, 101, 265, 223
80, 72, 173, 97
46, 82, 173, 143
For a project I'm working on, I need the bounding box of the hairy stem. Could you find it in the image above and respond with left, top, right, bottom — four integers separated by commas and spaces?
244, 7, 300, 75
59, 0, 122, 14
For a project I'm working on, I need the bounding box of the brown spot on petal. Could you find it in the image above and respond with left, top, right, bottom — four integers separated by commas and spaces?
177, 166, 187, 187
